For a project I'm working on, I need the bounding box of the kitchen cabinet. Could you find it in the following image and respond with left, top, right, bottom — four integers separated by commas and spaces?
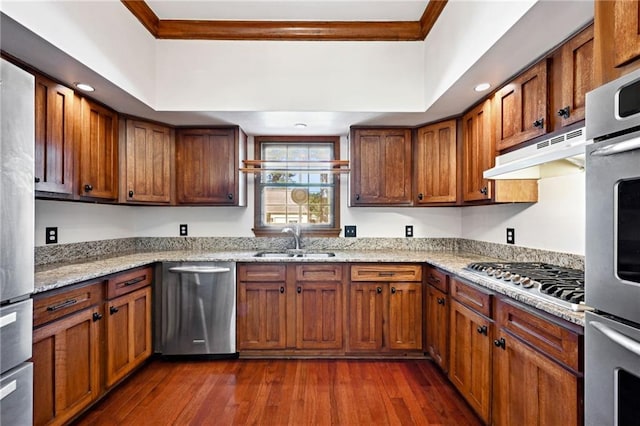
176, 127, 246, 205
294, 264, 343, 350
613, 1, 640, 68
32, 282, 104, 426
237, 263, 345, 352
556, 24, 594, 127
425, 266, 449, 372
34, 74, 75, 197
492, 298, 582, 426
448, 278, 493, 424
104, 266, 153, 388
350, 128, 413, 206
349, 264, 422, 353
121, 119, 173, 204
495, 60, 549, 152
414, 120, 457, 204
462, 99, 494, 202
78, 97, 119, 200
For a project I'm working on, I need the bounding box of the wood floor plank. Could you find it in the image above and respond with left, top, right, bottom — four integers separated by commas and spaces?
73, 359, 482, 426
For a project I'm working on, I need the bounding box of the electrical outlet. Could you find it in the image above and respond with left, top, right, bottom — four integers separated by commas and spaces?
344, 225, 357, 238
506, 228, 515, 245
405, 225, 413, 238
45, 227, 58, 244
180, 224, 188, 236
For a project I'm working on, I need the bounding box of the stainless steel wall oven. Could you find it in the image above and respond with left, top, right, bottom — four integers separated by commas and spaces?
585, 68, 640, 426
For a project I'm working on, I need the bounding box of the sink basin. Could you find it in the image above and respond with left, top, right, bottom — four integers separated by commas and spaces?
254, 252, 295, 258
253, 251, 336, 258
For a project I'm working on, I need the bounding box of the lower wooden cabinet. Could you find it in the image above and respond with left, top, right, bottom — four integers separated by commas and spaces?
425, 284, 448, 371
32, 305, 102, 426
237, 263, 345, 353
448, 299, 493, 424
492, 297, 583, 426
348, 264, 423, 353
105, 286, 152, 387
32, 266, 153, 425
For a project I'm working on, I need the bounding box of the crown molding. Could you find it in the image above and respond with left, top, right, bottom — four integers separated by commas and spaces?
121, 0, 447, 41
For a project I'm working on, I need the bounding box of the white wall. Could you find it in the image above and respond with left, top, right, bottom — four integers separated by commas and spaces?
461, 172, 585, 255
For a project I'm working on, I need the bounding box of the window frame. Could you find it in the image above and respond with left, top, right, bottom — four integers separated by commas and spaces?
252, 135, 341, 237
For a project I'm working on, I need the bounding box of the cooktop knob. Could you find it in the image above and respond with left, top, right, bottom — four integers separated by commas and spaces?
521, 277, 533, 288
503, 271, 512, 280
511, 274, 521, 284
486, 267, 494, 275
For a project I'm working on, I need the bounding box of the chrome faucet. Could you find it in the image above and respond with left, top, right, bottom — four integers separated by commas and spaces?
282, 224, 301, 250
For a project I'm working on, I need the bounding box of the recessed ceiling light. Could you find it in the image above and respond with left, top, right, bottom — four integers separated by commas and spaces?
294, 123, 307, 128
474, 83, 491, 92
74, 82, 95, 92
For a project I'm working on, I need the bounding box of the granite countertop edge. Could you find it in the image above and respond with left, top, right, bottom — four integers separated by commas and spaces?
34, 249, 586, 326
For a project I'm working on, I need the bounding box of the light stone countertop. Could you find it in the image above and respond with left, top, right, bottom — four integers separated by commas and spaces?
34, 249, 586, 326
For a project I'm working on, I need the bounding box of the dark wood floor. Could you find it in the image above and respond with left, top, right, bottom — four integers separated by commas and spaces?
75, 358, 482, 425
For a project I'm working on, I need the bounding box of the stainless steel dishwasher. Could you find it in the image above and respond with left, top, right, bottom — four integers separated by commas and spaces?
160, 262, 237, 357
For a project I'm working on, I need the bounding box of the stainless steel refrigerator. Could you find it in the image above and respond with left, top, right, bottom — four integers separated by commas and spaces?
0, 58, 35, 425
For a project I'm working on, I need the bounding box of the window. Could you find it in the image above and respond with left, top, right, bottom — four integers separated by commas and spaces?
253, 136, 341, 237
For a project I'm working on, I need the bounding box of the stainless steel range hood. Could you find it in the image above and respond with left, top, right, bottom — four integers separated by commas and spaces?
484, 127, 590, 179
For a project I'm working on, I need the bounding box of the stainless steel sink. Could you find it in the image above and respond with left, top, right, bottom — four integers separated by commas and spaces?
254, 251, 335, 258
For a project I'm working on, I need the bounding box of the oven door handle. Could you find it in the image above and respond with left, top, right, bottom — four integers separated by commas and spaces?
590, 138, 640, 157
590, 321, 640, 356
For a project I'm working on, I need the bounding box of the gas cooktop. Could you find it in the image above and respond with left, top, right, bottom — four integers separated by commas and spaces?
464, 262, 588, 312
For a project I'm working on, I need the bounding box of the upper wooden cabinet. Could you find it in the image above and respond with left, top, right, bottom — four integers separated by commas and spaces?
34, 74, 75, 196
462, 99, 493, 202
613, 1, 640, 68
121, 119, 173, 204
78, 98, 118, 200
495, 60, 549, 152
350, 128, 413, 206
556, 24, 594, 127
414, 120, 457, 204
176, 127, 245, 205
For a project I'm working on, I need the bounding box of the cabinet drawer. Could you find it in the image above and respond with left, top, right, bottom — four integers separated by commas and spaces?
425, 266, 448, 292
107, 266, 153, 299
351, 264, 422, 282
238, 264, 286, 282
450, 278, 493, 317
296, 264, 342, 282
34, 281, 104, 327
496, 298, 581, 372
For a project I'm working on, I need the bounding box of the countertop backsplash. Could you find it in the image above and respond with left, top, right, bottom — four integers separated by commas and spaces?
35, 236, 584, 270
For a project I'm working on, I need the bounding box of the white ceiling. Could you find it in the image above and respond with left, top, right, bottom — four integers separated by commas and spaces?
0, 1, 594, 136
146, 1, 430, 21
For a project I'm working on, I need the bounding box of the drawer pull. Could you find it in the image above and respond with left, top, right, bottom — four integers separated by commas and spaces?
437, 297, 445, 305
0, 380, 16, 401
46, 299, 78, 312
376, 287, 382, 294
378, 272, 395, 277
280, 286, 285, 294
122, 276, 145, 287
390, 287, 397, 294
477, 325, 488, 335
0, 312, 17, 328
428, 274, 441, 284
110, 306, 119, 315
494, 337, 506, 350
93, 312, 103, 322
297, 287, 302, 294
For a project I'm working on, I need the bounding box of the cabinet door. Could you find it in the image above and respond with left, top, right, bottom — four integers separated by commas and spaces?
176, 128, 238, 205
295, 282, 343, 349
493, 332, 580, 426
124, 119, 172, 203
34, 74, 74, 195
351, 128, 412, 206
449, 299, 492, 424
79, 98, 118, 200
462, 99, 494, 201
237, 281, 287, 350
388, 282, 422, 350
33, 306, 102, 426
614, 1, 640, 68
559, 25, 594, 127
414, 120, 457, 204
105, 286, 152, 388
495, 60, 549, 151
426, 285, 448, 371
348, 283, 384, 351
